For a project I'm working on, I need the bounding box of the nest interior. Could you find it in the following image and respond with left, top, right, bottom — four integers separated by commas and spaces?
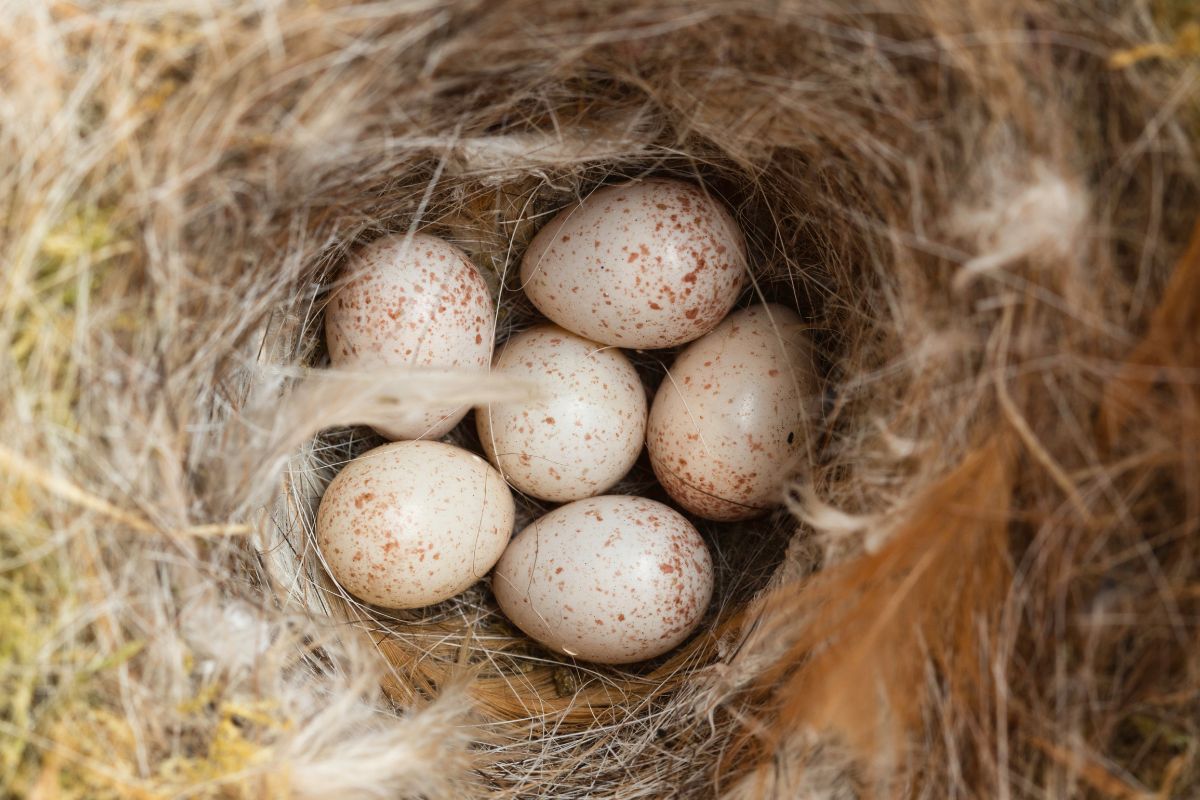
2, 1, 1199, 798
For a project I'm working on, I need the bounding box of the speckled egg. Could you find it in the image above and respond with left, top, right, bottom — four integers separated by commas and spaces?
325, 232, 494, 440
520, 179, 747, 349
476, 325, 647, 502
492, 495, 713, 664
316, 440, 514, 609
647, 304, 814, 521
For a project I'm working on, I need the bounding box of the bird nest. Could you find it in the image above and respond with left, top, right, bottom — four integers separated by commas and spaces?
2, 2, 1198, 798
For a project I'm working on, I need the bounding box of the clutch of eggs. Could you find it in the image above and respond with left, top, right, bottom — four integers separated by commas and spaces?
315, 180, 814, 664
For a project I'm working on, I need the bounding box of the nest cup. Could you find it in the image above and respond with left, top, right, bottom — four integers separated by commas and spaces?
281, 164, 821, 762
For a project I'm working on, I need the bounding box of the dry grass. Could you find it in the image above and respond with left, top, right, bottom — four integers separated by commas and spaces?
1, 0, 1198, 797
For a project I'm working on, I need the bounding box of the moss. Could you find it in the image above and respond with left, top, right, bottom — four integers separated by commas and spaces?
0, 160, 296, 800
159, 699, 291, 798
0, 502, 83, 793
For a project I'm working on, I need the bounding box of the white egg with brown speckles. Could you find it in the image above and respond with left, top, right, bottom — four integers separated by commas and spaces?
492, 495, 713, 664
317, 440, 514, 609
647, 304, 814, 521
477, 325, 647, 502
520, 179, 747, 349
325, 232, 494, 440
